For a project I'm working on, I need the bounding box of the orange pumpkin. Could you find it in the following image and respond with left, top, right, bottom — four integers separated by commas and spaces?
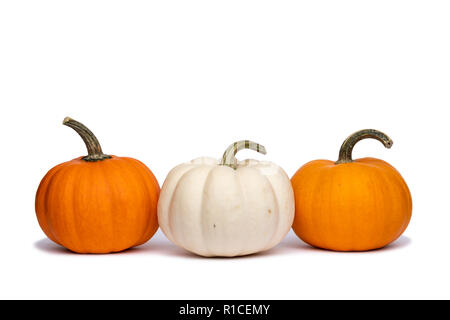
291, 129, 412, 251
35, 117, 159, 253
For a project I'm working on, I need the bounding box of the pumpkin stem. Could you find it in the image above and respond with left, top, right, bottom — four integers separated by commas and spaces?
220, 140, 267, 169
63, 117, 112, 162
336, 129, 393, 164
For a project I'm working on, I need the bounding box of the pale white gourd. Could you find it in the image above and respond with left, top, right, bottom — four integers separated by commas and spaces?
157, 140, 295, 257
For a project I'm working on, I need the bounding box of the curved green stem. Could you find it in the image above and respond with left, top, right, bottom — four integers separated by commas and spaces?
220, 140, 267, 169
336, 129, 393, 164
63, 117, 111, 162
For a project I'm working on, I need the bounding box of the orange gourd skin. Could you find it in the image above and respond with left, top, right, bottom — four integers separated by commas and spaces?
36, 156, 160, 254
291, 157, 412, 251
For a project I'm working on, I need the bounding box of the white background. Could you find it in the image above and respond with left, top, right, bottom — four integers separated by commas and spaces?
0, 0, 449, 299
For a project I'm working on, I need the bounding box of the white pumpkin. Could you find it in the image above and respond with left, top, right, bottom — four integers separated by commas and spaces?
157, 140, 295, 257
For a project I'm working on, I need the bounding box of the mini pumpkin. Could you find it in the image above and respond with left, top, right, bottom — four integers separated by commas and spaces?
35, 117, 159, 253
157, 140, 295, 257
291, 129, 412, 251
